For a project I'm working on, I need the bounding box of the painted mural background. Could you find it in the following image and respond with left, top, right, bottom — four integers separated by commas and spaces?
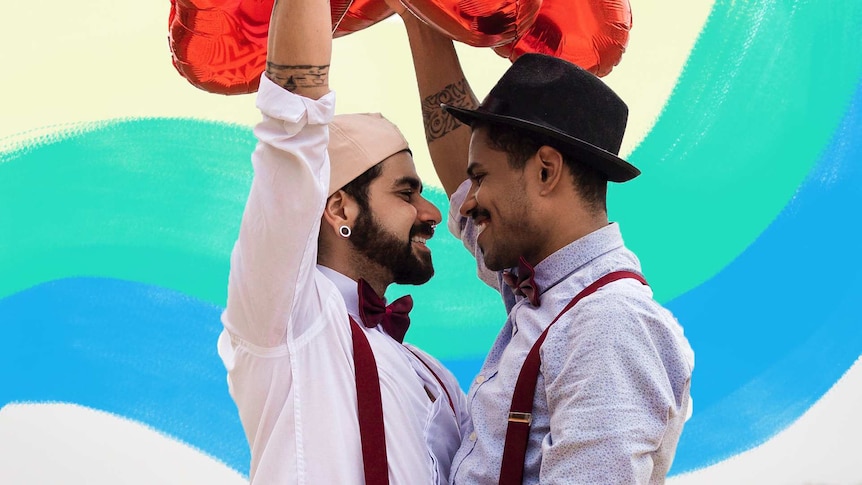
2, 0, 861, 482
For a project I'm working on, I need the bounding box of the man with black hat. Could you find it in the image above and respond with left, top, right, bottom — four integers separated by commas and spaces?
217, 0, 469, 483
396, 12, 694, 484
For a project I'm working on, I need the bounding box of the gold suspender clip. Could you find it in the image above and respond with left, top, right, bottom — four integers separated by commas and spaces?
508, 412, 533, 425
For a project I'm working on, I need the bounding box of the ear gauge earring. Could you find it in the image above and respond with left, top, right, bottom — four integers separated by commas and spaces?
339, 225, 351, 238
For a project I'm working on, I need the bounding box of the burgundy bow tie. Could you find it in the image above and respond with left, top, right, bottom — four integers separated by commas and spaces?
502, 256, 541, 307
357, 278, 413, 343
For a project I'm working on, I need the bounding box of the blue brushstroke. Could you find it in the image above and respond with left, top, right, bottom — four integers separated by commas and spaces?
667, 78, 862, 473
0, 277, 250, 475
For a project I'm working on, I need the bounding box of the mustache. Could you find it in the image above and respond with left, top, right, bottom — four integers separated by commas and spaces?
468, 207, 491, 222
410, 221, 436, 240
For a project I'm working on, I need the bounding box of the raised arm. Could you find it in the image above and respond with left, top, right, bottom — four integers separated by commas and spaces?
399, 13, 478, 197
266, 0, 332, 98
223, 0, 336, 347
394, 12, 507, 291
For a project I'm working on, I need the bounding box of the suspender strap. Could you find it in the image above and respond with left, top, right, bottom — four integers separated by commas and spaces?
349, 317, 390, 485
406, 347, 457, 416
498, 271, 647, 485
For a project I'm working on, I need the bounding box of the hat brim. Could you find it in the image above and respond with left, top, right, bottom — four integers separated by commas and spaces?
443, 105, 640, 183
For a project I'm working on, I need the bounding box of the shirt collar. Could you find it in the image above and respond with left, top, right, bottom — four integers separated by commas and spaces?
530, 222, 625, 296
317, 265, 360, 317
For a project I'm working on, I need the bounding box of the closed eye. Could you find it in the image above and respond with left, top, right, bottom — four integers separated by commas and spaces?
392, 176, 422, 200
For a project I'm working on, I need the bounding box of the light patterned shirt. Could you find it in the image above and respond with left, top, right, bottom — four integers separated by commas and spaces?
447, 180, 694, 484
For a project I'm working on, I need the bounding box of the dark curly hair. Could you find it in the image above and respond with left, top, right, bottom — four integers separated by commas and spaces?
339, 163, 383, 211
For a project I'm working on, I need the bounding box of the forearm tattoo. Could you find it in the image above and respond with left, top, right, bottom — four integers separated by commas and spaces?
421, 78, 475, 142
266, 62, 329, 92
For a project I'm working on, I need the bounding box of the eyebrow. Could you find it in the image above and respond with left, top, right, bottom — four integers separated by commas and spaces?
393, 176, 423, 193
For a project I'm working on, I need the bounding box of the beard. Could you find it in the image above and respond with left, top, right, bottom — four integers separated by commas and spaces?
349, 209, 434, 285
470, 198, 535, 272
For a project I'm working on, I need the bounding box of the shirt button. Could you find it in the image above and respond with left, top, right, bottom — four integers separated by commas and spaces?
469, 432, 477, 441
475, 375, 485, 384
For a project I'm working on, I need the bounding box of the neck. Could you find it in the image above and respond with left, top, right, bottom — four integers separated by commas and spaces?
528, 208, 608, 267
319, 254, 391, 297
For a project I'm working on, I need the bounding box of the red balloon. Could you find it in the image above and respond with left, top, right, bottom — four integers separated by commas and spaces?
493, 0, 631, 77
335, 0, 395, 36
400, 0, 541, 47
168, 0, 394, 94
168, 0, 631, 94
169, 0, 271, 94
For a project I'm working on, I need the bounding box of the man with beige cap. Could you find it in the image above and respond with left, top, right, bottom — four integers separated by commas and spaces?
216, 0, 468, 482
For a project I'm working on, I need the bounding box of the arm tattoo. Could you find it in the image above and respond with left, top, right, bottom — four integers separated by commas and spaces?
421, 78, 476, 143
266, 62, 329, 92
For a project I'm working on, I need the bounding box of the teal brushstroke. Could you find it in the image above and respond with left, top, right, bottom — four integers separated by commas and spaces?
4, 2, 861, 304
1, 118, 255, 308
615, 0, 862, 301
0, 119, 505, 359
2, 1, 861, 361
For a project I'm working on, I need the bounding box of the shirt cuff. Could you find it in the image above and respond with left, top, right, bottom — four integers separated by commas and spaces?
447, 178, 471, 239
256, 73, 336, 126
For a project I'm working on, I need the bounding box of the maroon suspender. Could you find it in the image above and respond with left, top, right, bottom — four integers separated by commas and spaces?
349, 318, 457, 484
498, 271, 648, 485
349, 317, 390, 485
407, 347, 457, 416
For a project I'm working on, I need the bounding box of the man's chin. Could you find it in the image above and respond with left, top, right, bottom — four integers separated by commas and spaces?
394, 271, 433, 286
480, 248, 506, 272
483, 252, 521, 273
393, 261, 434, 286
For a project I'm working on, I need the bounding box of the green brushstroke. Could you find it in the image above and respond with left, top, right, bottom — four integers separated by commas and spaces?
615, 0, 862, 301
0, 118, 505, 358
0, 119, 254, 307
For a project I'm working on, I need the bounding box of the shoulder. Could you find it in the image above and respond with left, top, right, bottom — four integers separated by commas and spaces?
542, 278, 691, 373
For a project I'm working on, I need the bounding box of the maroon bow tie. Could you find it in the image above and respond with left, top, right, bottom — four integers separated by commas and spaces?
357, 278, 413, 343
502, 256, 541, 307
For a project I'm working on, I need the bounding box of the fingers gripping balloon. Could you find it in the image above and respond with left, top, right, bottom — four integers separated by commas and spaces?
168, 0, 631, 95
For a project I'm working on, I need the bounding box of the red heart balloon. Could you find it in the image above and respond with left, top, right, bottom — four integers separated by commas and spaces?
493, 0, 632, 77
169, 0, 278, 94
168, 0, 393, 94
401, 0, 541, 47
335, 0, 395, 37
168, 0, 631, 94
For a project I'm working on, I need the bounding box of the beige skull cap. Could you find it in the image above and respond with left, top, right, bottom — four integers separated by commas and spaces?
327, 113, 410, 196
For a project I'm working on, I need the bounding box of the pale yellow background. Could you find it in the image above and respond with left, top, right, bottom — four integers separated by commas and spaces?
0, 1, 711, 188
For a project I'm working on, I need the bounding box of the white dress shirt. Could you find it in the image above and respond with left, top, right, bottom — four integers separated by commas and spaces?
218, 74, 468, 484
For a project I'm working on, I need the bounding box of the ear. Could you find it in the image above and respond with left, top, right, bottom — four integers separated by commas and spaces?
535, 145, 566, 196
322, 190, 359, 236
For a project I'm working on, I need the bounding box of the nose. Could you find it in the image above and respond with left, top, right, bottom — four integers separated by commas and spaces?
416, 193, 443, 227
458, 183, 478, 218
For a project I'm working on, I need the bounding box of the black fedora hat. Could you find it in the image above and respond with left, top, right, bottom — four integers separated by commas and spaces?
443, 53, 639, 182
